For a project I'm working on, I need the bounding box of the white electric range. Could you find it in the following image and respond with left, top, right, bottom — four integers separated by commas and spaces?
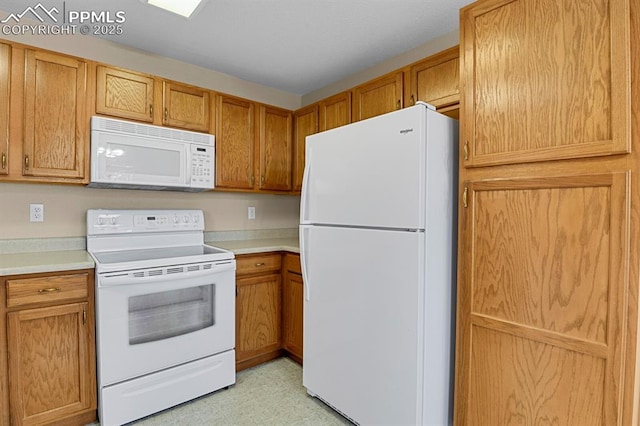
87, 209, 236, 426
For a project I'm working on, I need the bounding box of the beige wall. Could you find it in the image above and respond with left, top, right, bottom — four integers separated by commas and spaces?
0, 183, 300, 239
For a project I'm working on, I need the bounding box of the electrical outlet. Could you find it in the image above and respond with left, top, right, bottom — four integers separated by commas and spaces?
248, 206, 256, 220
30, 203, 44, 222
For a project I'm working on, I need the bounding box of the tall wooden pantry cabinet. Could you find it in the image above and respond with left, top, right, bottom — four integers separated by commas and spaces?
454, 0, 639, 424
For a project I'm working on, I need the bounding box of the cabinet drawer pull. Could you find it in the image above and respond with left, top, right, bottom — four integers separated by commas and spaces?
255, 262, 266, 267
1, 152, 5, 169
38, 287, 61, 293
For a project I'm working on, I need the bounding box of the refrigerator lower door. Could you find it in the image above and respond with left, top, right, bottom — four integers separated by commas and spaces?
301, 225, 426, 425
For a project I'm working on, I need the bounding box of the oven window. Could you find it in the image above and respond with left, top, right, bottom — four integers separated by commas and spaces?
128, 284, 215, 345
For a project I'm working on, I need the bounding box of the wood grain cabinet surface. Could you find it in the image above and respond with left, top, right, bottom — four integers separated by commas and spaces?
215, 94, 256, 190
95, 65, 154, 123
1, 269, 97, 426
460, 0, 631, 167
282, 254, 303, 363
162, 81, 211, 132
23, 49, 87, 180
408, 45, 460, 115
292, 104, 318, 192
455, 0, 638, 424
235, 253, 282, 371
319, 91, 351, 132
258, 105, 293, 191
0, 42, 9, 177
352, 71, 404, 122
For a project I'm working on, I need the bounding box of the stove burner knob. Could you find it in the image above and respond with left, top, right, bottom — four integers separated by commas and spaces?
97, 217, 105, 225
193, 215, 199, 223
173, 215, 179, 224
110, 217, 118, 225
183, 215, 190, 223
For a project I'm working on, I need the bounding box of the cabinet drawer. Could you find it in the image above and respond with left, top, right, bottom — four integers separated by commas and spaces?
236, 254, 281, 276
7, 273, 89, 308
285, 254, 301, 274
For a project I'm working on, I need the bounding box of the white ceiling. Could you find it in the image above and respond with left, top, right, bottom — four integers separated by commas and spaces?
0, 0, 470, 95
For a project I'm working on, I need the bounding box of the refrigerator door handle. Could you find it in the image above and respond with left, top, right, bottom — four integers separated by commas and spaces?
300, 227, 311, 301
300, 158, 312, 224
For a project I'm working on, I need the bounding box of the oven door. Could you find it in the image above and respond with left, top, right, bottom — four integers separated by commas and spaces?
96, 260, 235, 386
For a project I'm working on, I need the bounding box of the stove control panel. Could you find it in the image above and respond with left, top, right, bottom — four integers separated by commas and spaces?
87, 210, 205, 235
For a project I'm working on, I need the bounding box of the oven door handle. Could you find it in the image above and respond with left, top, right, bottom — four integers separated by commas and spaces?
99, 262, 235, 286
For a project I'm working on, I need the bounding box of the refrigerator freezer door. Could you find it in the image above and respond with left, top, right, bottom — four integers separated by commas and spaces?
300, 105, 427, 230
301, 225, 426, 425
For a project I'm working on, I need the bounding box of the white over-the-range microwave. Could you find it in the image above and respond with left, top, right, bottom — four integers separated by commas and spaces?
89, 116, 214, 191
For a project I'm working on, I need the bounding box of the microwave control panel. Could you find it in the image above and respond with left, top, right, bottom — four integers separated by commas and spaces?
190, 144, 214, 188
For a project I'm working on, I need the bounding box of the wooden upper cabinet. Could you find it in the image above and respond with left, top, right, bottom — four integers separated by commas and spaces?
0, 42, 9, 176
23, 50, 87, 179
409, 45, 459, 109
352, 71, 403, 121
96, 65, 154, 123
215, 95, 255, 189
162, 81, 211, 132
319, 91, 351, 131
455, 172, 629, 425
293, 104, 318, 192
259, 105, 293, 191
461, 0, 631, 167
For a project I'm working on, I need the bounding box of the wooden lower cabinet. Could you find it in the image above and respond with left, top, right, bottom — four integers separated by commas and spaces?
1, 269, 96, 426
235, 254, 282, 371
282, 254, 303, 363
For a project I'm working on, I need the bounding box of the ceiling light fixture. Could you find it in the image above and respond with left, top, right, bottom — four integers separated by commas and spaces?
142, 0, 207, 18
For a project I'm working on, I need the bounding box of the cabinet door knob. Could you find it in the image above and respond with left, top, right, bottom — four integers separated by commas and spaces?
410, 95, 415, 105
149, 104, 153, 117
462, 187, 468, 209
164, 108, 168, 121
255, 262, 266, 267
463, 141, 469, 161
396, 100, 401, 109
1, 152, 5, 170
24, 155, 29, 170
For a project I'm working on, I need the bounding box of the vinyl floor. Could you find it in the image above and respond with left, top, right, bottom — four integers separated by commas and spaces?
89, 357, 352, 426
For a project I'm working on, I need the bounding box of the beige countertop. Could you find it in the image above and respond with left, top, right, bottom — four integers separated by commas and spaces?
0, 250, 95, 277
0, 237, 299, 276
208, 237, 299, 255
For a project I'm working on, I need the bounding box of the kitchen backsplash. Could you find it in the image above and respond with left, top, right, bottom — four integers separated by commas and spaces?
0, 182, 300, 240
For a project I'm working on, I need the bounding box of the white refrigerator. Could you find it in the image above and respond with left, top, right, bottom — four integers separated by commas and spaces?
300, 102, 458, 425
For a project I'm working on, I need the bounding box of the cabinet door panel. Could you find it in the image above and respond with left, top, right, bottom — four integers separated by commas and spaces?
410, 46, 460, 109
163, 82, 210, 132
259, 106, 292, 191
283, 271, 303, 361
23, 50, 86, 179
293, 105, 318, 192
319, 91, 351, 131
461, 0, 631, 166
455, 173, 629, 425
8, 302, 92, 424
96, 66, 154, 122
0, 42, 9, 176
353, 72, 403, 121
215, 95, 255, 189
235, 273, 282, 361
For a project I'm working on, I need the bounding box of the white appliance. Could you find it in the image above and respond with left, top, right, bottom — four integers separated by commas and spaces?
300, 102, 458, 425
87, 209, 235, 426
89, 116, 214, 191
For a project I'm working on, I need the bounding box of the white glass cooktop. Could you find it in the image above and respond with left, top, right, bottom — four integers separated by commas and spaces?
93, 245, 230, 265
